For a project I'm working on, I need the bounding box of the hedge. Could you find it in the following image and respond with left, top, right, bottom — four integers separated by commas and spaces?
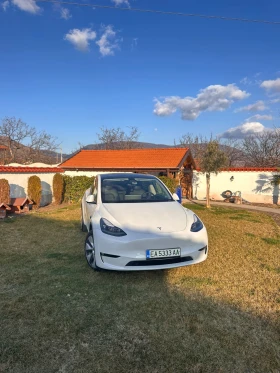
53, 173, 64, 204
28, 175, 42, 209
0, 178, 10, 204
158, 176, 178, 194
61, 175, 176, 203
63, 175, 95, 203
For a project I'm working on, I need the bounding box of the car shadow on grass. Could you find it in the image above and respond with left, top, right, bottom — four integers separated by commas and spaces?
0, 212, 279, 373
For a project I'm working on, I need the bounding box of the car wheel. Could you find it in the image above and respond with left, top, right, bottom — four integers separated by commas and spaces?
84, 231, 101, 271
81, 206, 87, 232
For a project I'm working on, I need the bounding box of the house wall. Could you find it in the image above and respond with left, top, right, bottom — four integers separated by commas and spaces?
64, 170, 110, 177
1, 172, 56, 206
63, 170, 148, 177
7, 163, 60, 168
193, 171, 280, 204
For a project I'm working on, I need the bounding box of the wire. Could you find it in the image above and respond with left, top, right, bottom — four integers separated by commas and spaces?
36, 0, 280, 25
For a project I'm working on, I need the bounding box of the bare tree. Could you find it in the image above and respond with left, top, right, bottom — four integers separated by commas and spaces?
219, 138, 245, 167
0, 117, 60, 164
176, 133, 208, 159
241, 128, 280, 167
97, 126, 141, 150
177, 133, 244, 167
25, 130, 59, 163
0, 117, 31, 161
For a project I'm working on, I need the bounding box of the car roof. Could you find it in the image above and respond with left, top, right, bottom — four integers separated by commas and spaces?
99, 173, 157, 179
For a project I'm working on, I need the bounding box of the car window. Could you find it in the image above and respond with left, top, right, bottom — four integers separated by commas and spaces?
101, 176, 173, 203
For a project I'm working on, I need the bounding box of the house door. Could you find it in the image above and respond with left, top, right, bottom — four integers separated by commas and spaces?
179, 169, 193, 199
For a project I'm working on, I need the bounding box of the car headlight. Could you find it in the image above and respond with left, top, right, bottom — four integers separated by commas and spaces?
100, 218, 127, 237
190, 214, 203, 232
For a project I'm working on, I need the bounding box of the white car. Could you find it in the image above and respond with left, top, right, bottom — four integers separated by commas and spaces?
81, 173, 208, 271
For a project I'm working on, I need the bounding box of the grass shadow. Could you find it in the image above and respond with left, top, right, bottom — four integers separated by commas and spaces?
0, 209, 279, 372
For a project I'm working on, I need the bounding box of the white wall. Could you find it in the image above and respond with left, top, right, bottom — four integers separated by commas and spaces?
193, 171, 280, 204
64, 170, 102, 177
64, 170, 132, 177
1, 172, 56, 206
8, 163, 60, 168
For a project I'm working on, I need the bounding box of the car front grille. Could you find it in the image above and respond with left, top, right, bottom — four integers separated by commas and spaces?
126, 256, 193, 267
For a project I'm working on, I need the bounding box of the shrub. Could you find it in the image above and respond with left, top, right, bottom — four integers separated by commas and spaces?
53, 173, 64, 204
158, 176, 178, 194
0, 178, 10, 204
28, 175, 42, 209
63, 175, 95, 203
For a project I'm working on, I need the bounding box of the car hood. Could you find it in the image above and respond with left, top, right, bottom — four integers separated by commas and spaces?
102, 202, 187, 233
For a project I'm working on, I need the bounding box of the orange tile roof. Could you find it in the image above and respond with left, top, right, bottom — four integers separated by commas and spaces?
9, 197, 33, 206
0, 166, 64, 173
60, 148, 190, 170
0, 203, 11, 210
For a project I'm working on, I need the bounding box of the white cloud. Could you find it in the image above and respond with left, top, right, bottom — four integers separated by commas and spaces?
60, 7, 71, 19
240, 77, 252, 85
240, 75, 261, 86
2, 0, 9, 10
220, 122, 270, 139
64, 28, 97, 52
153, 84, 249, 121
96, 25, 120, 57
112, 0, 130, 6
131, 37, 138, 51
271, 98, 280, 104
234, 100, 267, 113
12, 0, 41, 13
53, 3, 72, 19
245, 114, 273, 122
260, 78, 280, 93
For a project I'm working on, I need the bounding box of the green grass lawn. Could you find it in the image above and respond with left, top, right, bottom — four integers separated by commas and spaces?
0, 204, 279, 373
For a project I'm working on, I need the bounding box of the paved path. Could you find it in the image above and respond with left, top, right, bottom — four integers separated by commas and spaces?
183, 199, 280, 215
183, 199, 280, 226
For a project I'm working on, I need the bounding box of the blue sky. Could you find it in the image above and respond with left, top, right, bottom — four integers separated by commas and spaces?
1, 0, 280, 153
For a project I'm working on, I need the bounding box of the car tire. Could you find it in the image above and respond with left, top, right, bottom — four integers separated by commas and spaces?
81, 206, 87, 232
222, 190, 233, 198
84, 231, 101, 271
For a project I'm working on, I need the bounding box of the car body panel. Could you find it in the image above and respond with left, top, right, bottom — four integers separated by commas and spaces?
81, 173, 208, 271
102, 202, 187, 233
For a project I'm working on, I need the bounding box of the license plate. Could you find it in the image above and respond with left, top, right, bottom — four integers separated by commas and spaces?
146, 248, 181, 259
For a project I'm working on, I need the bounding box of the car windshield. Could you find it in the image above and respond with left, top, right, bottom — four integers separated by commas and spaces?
101, 176, 174, 203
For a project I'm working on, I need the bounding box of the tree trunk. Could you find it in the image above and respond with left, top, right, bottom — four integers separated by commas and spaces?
7, 138, 14, 161
206, 173, 211, 208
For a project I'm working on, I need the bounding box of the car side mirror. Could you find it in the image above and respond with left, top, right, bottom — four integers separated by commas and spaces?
172, 193, 180, 201
86, 195, 96, 204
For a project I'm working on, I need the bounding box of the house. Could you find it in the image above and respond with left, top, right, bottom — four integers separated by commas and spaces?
9, 197, 33, 214
60, 148, 195, 197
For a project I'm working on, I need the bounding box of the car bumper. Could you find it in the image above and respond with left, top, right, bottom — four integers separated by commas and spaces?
93, 228, 208, 271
